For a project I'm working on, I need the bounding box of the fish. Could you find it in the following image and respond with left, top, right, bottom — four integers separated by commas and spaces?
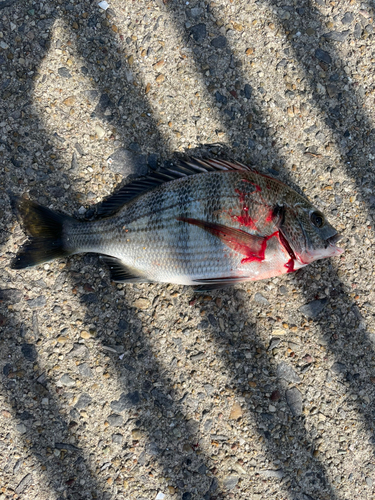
10, 157, 343, 290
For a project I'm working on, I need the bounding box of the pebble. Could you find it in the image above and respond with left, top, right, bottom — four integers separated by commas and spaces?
75, 393, 92, 410
190, 23, 206, 43
133, 297, 151, 309
95, 124, 105, 139
277, 362, 301, 384
58, 67, 71, 78
286, 387, 303, 416
260, 469, 285, 479
78, 363, 93, 378
299, 299, 327, 319
60, 374, 76, 387
112, 433, 123, 444
229, 402, 243, 420
323, 30, 350, 42
16, 423, 27, 434
315, 48, 332, 65
211, 36, 226, 48
107, 414, 124, 427
21, 343, 37, 362
26, 295, 46, 309
253, 292, 269, 305
223, 475, 239, 490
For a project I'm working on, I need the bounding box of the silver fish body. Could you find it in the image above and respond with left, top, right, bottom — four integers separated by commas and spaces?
11, 158, 343, 287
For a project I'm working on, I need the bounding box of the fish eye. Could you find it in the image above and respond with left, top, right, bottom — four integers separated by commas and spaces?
310, 211, 324, 228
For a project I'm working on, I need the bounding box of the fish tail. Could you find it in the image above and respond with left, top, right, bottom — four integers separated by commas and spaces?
11, 196, 76, 269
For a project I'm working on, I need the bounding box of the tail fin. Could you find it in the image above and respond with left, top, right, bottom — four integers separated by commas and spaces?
11, 197, 76, 269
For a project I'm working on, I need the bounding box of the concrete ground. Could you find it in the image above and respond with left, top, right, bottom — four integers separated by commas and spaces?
0, 0, 375, 499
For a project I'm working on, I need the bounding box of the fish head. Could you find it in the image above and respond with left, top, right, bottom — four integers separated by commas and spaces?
278, 198, 343, 265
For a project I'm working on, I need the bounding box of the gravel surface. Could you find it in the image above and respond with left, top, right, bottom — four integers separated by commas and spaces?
1, 0, 375, 499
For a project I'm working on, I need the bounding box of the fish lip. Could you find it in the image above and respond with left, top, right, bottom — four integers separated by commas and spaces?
326, 233, 342, 246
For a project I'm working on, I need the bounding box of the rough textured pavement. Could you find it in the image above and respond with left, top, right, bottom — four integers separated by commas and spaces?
0, 0, 375, 499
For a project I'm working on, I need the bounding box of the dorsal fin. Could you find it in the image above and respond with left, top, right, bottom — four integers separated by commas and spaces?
96, 157, 253, 218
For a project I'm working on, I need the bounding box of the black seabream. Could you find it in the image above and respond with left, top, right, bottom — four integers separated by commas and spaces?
11, 158, 343, 290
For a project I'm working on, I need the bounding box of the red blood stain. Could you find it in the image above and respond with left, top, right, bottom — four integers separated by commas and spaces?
265, 209, 274, 223
284, 259, 295, 273
240, 231, 279, 264
278, 231, 296, 273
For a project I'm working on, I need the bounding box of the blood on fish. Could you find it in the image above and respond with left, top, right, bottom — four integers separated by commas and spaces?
284, 259, 295, 273
241, 231, 279, 264
278, 231, 297, 273
265, 209, 274, 223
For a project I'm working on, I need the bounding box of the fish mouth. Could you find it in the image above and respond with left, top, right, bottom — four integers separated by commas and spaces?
326, 233, 342, 246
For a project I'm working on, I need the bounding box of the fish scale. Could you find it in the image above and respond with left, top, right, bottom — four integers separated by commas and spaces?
11, 158, 343, 288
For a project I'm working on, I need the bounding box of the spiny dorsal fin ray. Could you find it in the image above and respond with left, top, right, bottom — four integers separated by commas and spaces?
96, 157, 254, 218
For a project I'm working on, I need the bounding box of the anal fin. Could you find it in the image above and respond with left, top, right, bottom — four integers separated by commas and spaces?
100, 256, 150, 283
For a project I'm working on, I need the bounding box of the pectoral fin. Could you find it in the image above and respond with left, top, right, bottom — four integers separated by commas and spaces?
177, 217, 272, 263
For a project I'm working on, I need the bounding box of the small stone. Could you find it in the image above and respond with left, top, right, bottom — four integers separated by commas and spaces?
341, 12, 354, 24
60, 374, 76, 387
152, 59, 164, 69
315, 48, 332, 65
270, 390, 281, 401
253, 292, 269, 305
190, 23, 206, 42
145, 82, 151, 94
68, 343, 88, 358
277, 362, 301, 384
286, 387, 303, 416
211, 36, 226, 48
365, 477, 373, 487
16, 423, 27, 434
244, 84, 252, 99
112, 433, 123, 444
133, 298, 150, 309
75, 393, 92, 409
299, 299, 327, 319
229, 402, 243, 420
57, 336, 69, 343
224, 475, 239, 490
58, 67, 71, 78
260, 469, 285, 479
80, 330, 91, 339
78, 363, 93, 378
323, 30, 350, 42
63, 96, 75, 106
131, 428, 143, 440
354, 23, 362, 39
27, 295, 46, 309
215, 91, 227, 105
21, 344, 37, 362
155, 492, 165, 500
95, 124, 105, 139
107, 414, 123, 427
331, 362, 346, 374
155, 73, 165, 83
